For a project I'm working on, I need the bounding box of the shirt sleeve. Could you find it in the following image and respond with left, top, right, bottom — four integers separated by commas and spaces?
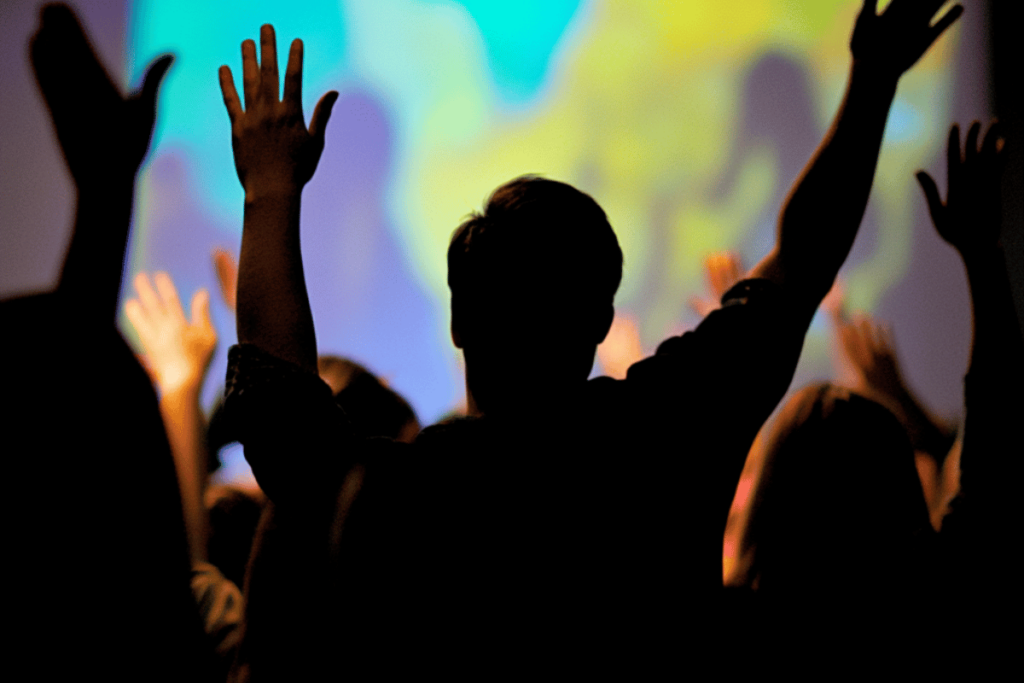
223, 343, 355, 511
628, 279, 807, 422
610, 278, 811, 511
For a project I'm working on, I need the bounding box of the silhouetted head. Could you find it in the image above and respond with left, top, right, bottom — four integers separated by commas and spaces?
205, 484, 264, 590
318, 355, 420, 442
738, 383, 932, 597
447, 176, 623, 414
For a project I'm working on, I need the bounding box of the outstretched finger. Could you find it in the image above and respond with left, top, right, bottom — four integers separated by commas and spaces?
134, 272, 163, 316
705, 253, 726, 297
283, 39, 303, 110
844, 317, 869, 367
154, 271, 185, 321
915, 171, 944, 229
219, 66, 243, 122
926, 4, 963, 48
946, 123, 961, 190
190, 289, 213, 330
964, 120, 982, 164
212, 248, 238, 311
259, 24, 279, 102
124, 298, 152, 339
309, 90, 340, 141
981, 120, 1004, 159
878, 323, 896, 354
707, 252, 742, 296
242, 39, 258, 111
139, 54, 174, 106
856, 315, 876, 346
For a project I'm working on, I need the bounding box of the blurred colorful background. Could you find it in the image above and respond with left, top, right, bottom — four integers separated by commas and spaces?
2, 1, 1012, 428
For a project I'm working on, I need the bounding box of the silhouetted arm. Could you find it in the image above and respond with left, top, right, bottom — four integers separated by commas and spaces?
19, 7, 215, 678
919, 123, 1023, 383
30, 4, 172, 321
219, 25, 338, 374
918, 123, 1023, 538
750, 0, 963, 313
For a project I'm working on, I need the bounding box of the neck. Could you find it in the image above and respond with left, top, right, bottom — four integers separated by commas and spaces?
465, 380, 483, 417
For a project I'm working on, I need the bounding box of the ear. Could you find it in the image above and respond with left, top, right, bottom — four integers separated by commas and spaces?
450, 298, 464, 349
593, 303, 615, 345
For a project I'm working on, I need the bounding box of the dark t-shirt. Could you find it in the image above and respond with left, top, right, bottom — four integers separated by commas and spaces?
224, 279, 808, 668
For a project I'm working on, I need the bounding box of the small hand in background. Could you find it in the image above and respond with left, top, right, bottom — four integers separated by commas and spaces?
822, 278, 859, 389
126, 272, 218, 563
597, 313, 645, 380
212, 248, 239, 312
125, 272, 217, 393
833, 311, 906, 408
851, 0, 963, 77
830, 297, 953, 468
689, 251, 744, 319
917, 121, 1005, 258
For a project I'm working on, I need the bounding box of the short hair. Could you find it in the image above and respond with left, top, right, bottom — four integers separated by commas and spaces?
739, 383, 930, 593
318, 355, 419, 442
447, 176, 623, 330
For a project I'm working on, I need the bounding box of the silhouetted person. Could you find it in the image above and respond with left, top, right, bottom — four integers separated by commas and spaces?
735, 383, 932, 598
917, 121, 1023, 642
217, 1, 963, 675
1, 4, 213, 679
731, 120, 1019, 658
318, 355, 421, 442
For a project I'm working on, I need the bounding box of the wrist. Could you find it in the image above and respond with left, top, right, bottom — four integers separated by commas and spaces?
156, 368, 205, 396
849, 60, 900, 93
958, 242, 1004, 264
76, 176, 135, 204
243, 179, 303, 204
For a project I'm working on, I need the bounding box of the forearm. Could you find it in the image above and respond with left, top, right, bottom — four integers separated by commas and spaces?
949, 246, 1022, 530
236, 190, 318, 375
755, 64, 898, 302
884, 383, 954, 458
58, 178, 135, 320
160, 379, 210, 562
963, 246, 1024, 378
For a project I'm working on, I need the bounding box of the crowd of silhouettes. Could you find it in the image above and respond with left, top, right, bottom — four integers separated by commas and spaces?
2, 1, 1020, 678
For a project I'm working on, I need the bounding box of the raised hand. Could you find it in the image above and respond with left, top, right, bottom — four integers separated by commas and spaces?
833, 311, 906, 404
689, 251, 744, 318
219, 25, 339, 197
125, 272, 217, 393
830, 303, 954, 459
850, 0, 963, 78
30, 4, 172, 186
916, 121, 1005, 258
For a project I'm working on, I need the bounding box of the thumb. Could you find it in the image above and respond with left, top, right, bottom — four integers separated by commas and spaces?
915, 171, 944, 230
139, 54, 174, 107
135, 353, 157, 384
857, 0, 875, 22
309, 90, 339, 142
